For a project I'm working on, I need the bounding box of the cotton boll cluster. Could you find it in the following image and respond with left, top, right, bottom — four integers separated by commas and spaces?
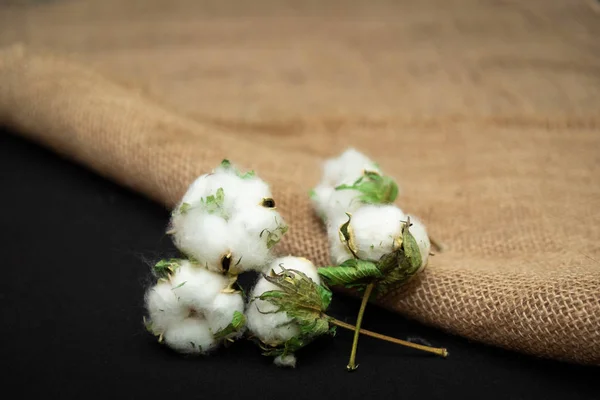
145, 260, 245, 355
169, 160, 287, 274
145, 160, 287, 356
245, 256, 323, 367
313, 149, 431, 270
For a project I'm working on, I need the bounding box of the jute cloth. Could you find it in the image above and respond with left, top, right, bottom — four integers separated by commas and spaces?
0, 1, 599, 364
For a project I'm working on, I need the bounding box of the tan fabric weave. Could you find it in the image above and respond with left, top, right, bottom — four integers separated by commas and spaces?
0, 0, 599, 364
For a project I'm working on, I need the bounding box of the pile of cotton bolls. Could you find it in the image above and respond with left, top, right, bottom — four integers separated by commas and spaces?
143, 155, 445, 370
144, 160, 289, 354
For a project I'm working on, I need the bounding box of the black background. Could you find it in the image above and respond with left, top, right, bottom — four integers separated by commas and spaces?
0, 129, 597, 400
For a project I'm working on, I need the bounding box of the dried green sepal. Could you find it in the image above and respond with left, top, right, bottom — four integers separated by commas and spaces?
200, 187, 226, 218
339, 213, 359, 258
335, 170, 398, 205
153, 258, 182, 279
213, 311, 246, 340
171, 281, 187, 290
376, 218, 422, 293
220, 159, 255, 179
260, 218, 289, 249
178, 202, 192, 215
174, 187, 228, 219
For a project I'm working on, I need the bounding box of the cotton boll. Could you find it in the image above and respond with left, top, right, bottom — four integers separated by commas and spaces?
205, 292, 246, 337
274, 355, 297, 368
326, 205, 406, 264
351, 205, 406, 262
170, 261, 229, 310
172, 213, 231, 272
145, 282, 189, 334
145, 262, 247, 355
246, 257, 321, 347
405, 215, 431, 269
228, 207, 286, 273
163, 318, 217, 355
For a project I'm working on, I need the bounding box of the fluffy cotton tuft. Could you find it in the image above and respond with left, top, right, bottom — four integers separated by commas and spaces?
322, 148, 381, 187
169, 162, 287, 273
145, 260, 245, 355
311, 149, 381, 222
246, 257, 322, 365
274, 355, 297, 368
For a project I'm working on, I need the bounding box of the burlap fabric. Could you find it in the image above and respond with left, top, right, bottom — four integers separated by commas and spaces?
0, 1, 599, 364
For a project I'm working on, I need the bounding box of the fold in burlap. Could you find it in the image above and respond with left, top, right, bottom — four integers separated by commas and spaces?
0, 1, 599, 364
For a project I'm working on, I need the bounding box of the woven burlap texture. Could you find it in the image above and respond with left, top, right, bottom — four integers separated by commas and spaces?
0, 1, 599, 364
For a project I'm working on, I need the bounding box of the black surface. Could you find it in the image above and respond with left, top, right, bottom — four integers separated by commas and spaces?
0, 129, 596, 400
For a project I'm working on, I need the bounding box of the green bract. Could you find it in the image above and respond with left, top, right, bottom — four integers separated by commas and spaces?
254, 268, 336, 358
334, 170, 398, 205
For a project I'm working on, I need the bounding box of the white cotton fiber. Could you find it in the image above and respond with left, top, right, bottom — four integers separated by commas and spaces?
246, 257, 321, 349
205, 292, 246, 336
232, 178, 273, 211
169, 161, 287, 273
322, 148, 381, 187
172, 213, 231, 272
163, 318, 217, 355
312, 185, 364, 222
327, 205, 405, 264
145, 282, 189, 334
228, 206, 284, 273
274, 355, 297, 368
351, 205, 406, 262
144, 261, 245, 355
170, 261, 228, 309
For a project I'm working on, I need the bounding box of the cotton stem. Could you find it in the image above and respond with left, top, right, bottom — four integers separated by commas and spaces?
329, 317, 448, 360
345, 282, 375, 371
